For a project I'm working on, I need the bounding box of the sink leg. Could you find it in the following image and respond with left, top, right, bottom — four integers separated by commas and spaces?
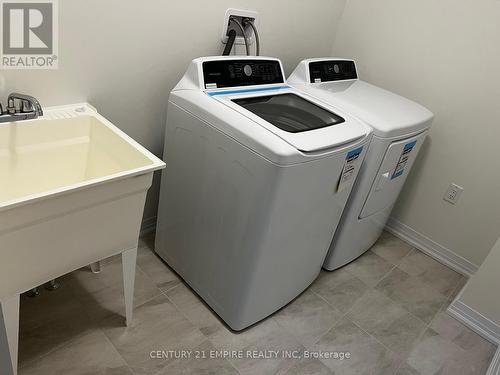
122, 247, 137, 327
90, 261, 102, 274
0, 294, 19, 375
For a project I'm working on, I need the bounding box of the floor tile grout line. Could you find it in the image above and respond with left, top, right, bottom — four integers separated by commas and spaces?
17, 271, 157, 370
56, 264, 167, 373
135, 261, 180, 295
347, 246, 463, 340
347, 319, 404, 372
139, 245, 243, 375
17, 327, 91, 370
136, 278, 242, 375
371, 245, 459, 328
271, 302, 337, 352
20, 237, 482, 375
372, 245, 417, 287
370, 278, 440, 328
148, 239, 448, 373
311, 247, 440, 374
144, 238, 477, 375
98, 325, 137, 375
155, 284, 244, 375
312, 281, 415, 374
91, 274, 165, 375
392, 281, 465, 374
397, 247, 466, 300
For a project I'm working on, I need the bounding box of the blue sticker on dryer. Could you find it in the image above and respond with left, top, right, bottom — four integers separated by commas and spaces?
391, 140, 417, 179
337, 146, 363, 192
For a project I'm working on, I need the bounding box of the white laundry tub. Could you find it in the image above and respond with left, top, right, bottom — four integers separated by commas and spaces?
0, 103, 165, 375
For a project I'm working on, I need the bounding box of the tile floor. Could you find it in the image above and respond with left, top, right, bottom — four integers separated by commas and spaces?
17, 231, 496, 375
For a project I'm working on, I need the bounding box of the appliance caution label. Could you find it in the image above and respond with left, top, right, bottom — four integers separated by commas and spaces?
391, 140, 417, 179
337, 146, 363, 192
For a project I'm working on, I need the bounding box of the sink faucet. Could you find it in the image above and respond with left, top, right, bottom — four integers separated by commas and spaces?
0, 92, 43, 123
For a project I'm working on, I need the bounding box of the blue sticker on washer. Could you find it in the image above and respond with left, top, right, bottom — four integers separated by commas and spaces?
338, 146, 363, 192
391, 140, 417, 179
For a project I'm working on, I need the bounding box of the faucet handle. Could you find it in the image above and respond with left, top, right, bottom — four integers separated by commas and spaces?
8, 93, 43, 116
7, 97, 16, 114
21, 100, 33, 113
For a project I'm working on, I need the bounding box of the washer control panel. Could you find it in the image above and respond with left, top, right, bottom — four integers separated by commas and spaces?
203, 60, 284, 89
309, 60, 357, 83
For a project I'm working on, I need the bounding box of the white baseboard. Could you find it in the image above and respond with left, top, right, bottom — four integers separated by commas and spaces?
385, 217, 478, 277
140, 216, 157, 237
447, 300, 500, 345
486, 347, 500, 375
447, 299, 500, 374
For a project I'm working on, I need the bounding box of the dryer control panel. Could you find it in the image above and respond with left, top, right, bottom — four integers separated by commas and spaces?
203, 60, 284, 89
309, 60, 357, 83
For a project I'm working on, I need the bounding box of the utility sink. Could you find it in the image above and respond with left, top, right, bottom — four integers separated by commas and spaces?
0, 103, 165, 375
0, 104, 163, 208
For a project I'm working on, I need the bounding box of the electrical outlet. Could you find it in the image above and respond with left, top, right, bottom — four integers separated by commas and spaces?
443, 183, 463, 205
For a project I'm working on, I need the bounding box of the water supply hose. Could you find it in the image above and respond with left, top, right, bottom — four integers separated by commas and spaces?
245, 19, 260, 56
223, 29, 237, 55
229, 17, 250, 55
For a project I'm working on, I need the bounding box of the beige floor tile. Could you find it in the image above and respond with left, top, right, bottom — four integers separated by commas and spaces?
165, 282, 223, 337
370, 231, 414, 265
395, 363, 421, 374
447, 275, 468, 303
398, 250, 463, 297
18, 233, 495, 375
19, 277, 80, 332
312, 318, 400, 375
228, 319, 304, 375
208, 317, 280, 352
430, 311, 496, 356
100, 294, 206, 375
346, 289, 426, 356
18, 277, 97, 365
137, 246, 180, 292
274, 290, 342, 348
68, 259, 162, 324
19, 302, 93, 365
344, 250, 394, 287
282, 358, 333, 375
406, 327, 493, 375
311, 269, 369, 314
376, 268, 447, 323
443, 345, 495, 375
19, 331, 133, 375
157, 340, 239, 374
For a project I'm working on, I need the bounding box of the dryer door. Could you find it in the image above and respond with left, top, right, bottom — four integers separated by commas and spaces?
359, 131, 428, 219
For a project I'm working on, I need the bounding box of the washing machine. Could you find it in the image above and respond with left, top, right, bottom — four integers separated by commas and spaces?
288, 58, 433, 271
155, 56, 372, 330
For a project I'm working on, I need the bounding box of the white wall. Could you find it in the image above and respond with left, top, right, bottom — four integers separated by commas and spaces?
459, 237, 500, 326
332, 0, 500, 266
0, 0, 346, 221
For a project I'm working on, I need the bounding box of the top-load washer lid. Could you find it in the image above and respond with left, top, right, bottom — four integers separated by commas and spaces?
171, 56, 372, 156
232, 93, 345, 133
288, 59, 434, 139
217, 88, 369, 153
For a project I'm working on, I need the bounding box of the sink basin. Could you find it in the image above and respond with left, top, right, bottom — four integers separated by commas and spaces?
0, 104, 163, 209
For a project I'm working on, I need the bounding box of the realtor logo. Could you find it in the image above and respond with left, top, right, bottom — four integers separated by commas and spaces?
1, 0, 58, 69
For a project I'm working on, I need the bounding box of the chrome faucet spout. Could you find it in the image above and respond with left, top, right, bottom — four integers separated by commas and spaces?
0, 92, 43, 123
8, 92, 43, 116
